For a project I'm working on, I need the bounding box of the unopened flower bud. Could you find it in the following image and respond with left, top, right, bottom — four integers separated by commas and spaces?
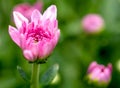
87, 61, 112, 87
13, 2, 43, 20
81, 14, 104, 34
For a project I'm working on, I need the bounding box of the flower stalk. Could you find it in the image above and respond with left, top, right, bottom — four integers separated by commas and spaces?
30, 63, 40, 88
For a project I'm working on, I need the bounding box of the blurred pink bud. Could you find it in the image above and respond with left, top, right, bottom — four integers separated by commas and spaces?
13, 2, 43, 20
87, 61, 112, 86
9, 5, 60, 63
82, 14, 104, 33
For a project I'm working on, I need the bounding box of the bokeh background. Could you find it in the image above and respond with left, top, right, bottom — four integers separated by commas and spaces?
0, 0, 120, 88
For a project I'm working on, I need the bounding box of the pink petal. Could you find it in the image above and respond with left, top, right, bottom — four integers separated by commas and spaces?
23, 50, 35, 61
90, 68, 101, 80
13, 11, 28, 29
31, 9, 42, 25
38, 41, 53, 59
30, 43, 39, 58
53, 20, 58, 29
42, 5, 57, 21
52, 29, 60, 46
19, 34, 27, 49
88, 61, 98, 73
37, 42, 44, 58
42, 43, 53, 58
9, 25, 20, 46
103, 68, 111, 81
99, 73, 106, 82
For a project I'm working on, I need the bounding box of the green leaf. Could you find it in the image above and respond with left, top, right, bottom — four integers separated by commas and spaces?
17, 66, 30, 83
40, 64, 59, 85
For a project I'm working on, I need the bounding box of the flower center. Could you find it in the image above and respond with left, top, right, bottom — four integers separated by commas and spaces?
27, 27, 51, 43
101, 68, 104, 72
100, 66, 105, 72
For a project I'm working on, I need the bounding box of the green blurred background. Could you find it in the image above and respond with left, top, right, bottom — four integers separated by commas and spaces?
0, 0, 120, 88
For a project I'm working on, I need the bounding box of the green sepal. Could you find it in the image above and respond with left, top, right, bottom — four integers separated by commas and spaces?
85, 75, 109, 88
29, 57, 48, 64
40, 64, 59, 85
17, 66, 30, 83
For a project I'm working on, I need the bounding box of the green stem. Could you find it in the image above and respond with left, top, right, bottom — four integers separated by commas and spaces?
30, 63, 40, 88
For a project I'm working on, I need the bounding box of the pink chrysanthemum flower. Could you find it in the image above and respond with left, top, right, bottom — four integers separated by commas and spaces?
13, 2, 43, 20
87, 61, 112, 86
82, 14, 104, 33
9, 5, 60, 63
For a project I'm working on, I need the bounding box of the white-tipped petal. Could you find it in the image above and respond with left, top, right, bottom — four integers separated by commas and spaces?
13, 11, 28, 28
43, 5, 57, 21
31, 9, 42, 25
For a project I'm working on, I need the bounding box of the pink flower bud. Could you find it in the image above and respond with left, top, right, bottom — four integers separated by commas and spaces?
9, 5, 60, 63
81, 14, 104, 34
13, 2, 43, 20
87, 61, 112, 86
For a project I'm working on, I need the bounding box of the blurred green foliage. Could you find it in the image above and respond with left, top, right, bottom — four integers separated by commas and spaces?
0, 0, 120, 88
